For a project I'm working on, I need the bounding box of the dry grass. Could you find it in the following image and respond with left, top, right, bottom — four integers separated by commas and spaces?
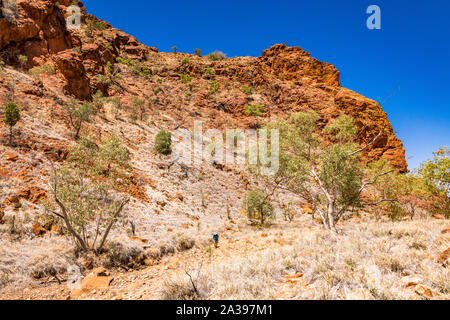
0, 236, 74, 288
161, 219, 449, 300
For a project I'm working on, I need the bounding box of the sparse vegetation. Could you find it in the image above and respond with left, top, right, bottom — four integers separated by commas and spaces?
260, 112, 396, 230
208, 51, 227, 61
194, 48, 202, 57
28, 63, 55, 77
204, 67, 215, 80
3, 101, 20, 145
85, 18, 107, 36
180, 73, 193, 84
133, 63, 152, 78
17, 55, 28, 70
418, 146, 450, 217
208, 80, 220, 95
116, 57, 134, 67
244, 103, 265, 117
43, 134, 131, 252
241, 84, 253, 95
64, 99, 92, 139
154, 129, 172, 155
243, 189, 275, 225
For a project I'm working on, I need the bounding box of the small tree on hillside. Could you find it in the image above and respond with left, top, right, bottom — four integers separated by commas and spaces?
64, 99, 92, 139
418, 146, 450, 217
132, 98, 146, 121
258, 111, 392, 230
3, 102, 20, 145
17, 55, 28, 70
154, 129, 172, 155
42, 134, 131, 252
243, 189, 275, 225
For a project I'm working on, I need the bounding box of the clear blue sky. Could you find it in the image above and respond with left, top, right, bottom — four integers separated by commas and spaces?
83, 0, 449, 170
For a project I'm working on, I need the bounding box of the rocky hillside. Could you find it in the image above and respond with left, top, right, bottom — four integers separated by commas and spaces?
4, 0, 443, 301
0, 0, 407, 172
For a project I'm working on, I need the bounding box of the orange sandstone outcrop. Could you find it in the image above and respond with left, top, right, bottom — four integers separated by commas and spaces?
0, 0, 407, 172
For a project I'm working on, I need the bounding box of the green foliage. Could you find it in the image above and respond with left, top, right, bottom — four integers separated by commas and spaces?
208, 51, 227, 61
105, 42, 113, 51
180, 73, 193, 84
181, 57, 189, 65
28, 63, 55, 76
133, 63, 152, 77
17, 55, 28, 69
97, 74, 111, 85
324, 115, 358, 143
244, 104, 265, 117
3, 102, 20, 145
154, 129, 172, 155
208, 80, 220, 95
132, 98, 146, 121
243, 189, 275, 225
418, 146, 450, 197
241, 84, 253, 95
64, 99, 92, 139
116, 57, 134, 67
153, 86, 163, 95
194, 48, 202, 57
262, 111, 370, 229
85, 18, 107, 36
418, 146, 450, 218
0, 60, 5, 69
172, 46, 177, 54
204, 67, 215, 79
44, 133, 130, 252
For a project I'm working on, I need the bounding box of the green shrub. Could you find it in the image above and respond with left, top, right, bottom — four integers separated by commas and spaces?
3, 102, 20, 145
154, 129, 172, 155
116, 57, 134, 67
243, 189, 274, 225
86, 19, 107, 36
97, 74, 111, 85
180, 74, 193, 84
17, 55, 28, 70
208, 81, 220, 95
244, 104, 265, 117
204, 67, 215, 79
64, 99, 92, 139
241, 84, 253, 95
133, 63, 152, 77
29, 63, 55, 77
194, 48, 202, 57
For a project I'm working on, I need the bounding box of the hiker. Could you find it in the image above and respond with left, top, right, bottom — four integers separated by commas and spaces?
213, 233, 219, 248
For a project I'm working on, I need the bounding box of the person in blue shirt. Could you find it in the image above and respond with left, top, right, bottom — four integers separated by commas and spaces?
213, 233, 219, 248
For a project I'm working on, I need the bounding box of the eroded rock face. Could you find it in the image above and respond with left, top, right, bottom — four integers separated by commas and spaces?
257, 43, 341, 87
0, 0, 408, 171
0, 0, 74, 64
54, 49, 90, 99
